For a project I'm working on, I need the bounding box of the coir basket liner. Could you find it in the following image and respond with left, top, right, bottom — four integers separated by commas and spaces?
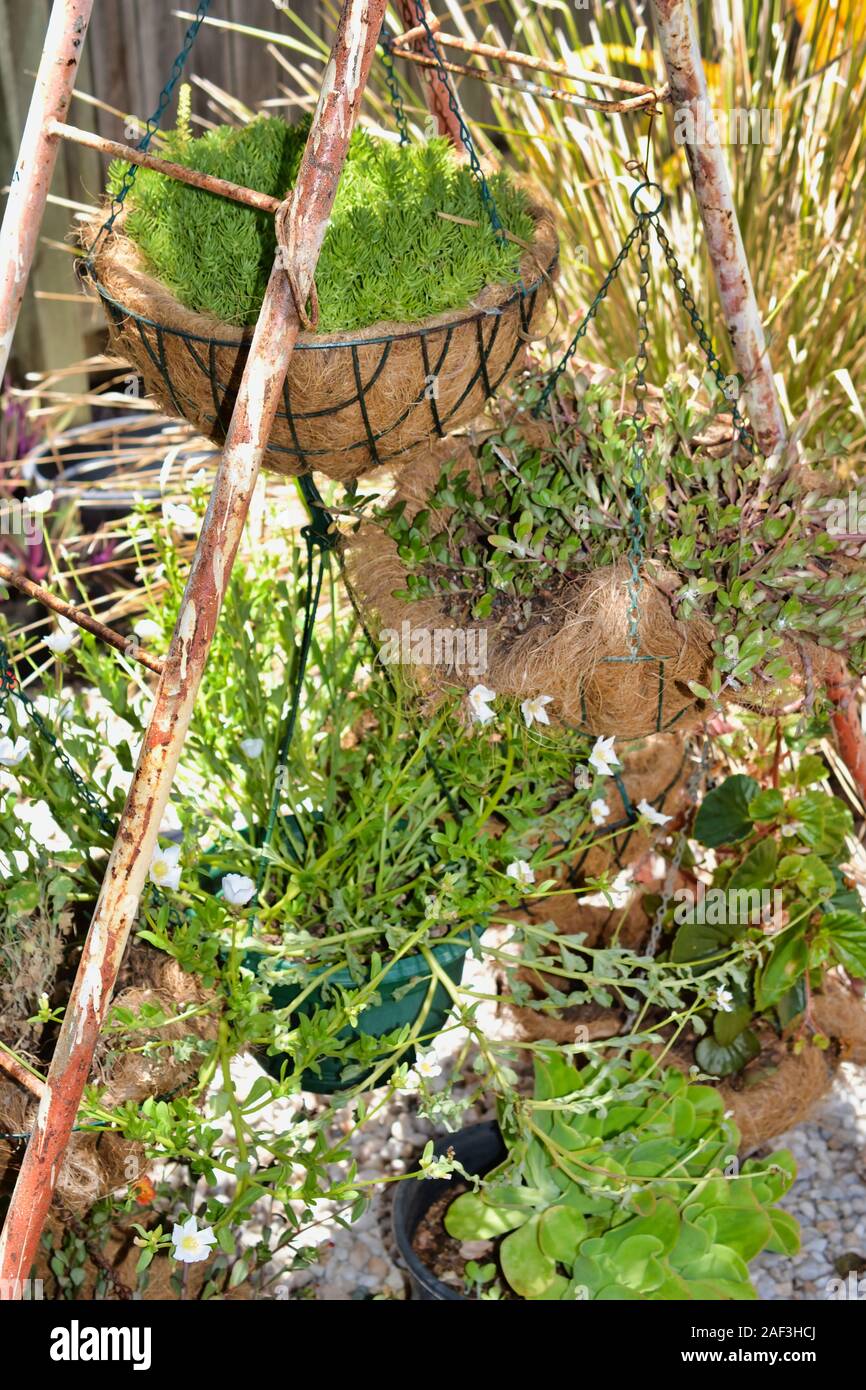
346, 442, 834, 739
83, 193, 558, 481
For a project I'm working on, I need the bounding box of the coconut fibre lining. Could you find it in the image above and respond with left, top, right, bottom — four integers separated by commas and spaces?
106, 107, 534, 332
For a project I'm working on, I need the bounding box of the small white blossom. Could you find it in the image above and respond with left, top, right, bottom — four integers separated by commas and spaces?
637, 798, 672, 827
588, 735, 620, 778
24, 490, 53, 514
240, 737, 264, 759
520, 694, 553, 729
713, 987, 734, 1013
780, 821, 803, 838
44, 617, 79, 655
133, 618, 161, 641
171, 1216, 217, 1264
222, 873, 256, 907
506, 859, 535, 889
163, 500, 199, 531
149, 842, 182, 892
590, 798, 610, 826
0, 735, 30, 767
414, 1052, 442, 1081
467, 683, 497, 725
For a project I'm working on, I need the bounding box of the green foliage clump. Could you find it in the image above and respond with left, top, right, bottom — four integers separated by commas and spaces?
667, 763, 866, 1075
375, 366, 866, 685
446, 1050, 799, 1300
108, 102, 532, 331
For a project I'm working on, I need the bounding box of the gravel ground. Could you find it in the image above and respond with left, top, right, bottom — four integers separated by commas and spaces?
236, 946, 866, 1302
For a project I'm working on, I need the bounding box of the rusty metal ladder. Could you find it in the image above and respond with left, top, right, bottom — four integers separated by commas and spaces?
0, 0, 858, 1294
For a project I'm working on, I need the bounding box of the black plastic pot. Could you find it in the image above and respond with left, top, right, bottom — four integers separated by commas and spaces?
392, 1121, 506, 1301
26, 413, 217, 530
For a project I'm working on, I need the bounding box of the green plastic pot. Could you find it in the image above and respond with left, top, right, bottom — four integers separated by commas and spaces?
247, 933, 470, 1094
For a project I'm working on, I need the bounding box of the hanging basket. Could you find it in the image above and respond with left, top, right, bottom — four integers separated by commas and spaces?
346, 433, 835, 739
82, 194, 558, 481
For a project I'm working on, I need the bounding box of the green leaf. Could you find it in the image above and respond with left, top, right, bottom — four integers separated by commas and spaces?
728, 838, 778, 892
821, 910, 866, 979
794, 755, 828, 788
765, 1208, 801, 1256
755, 927, 809, 1010
695, 1030, 760, 1077
748, 789, 784, 821
788, 791, 853, 857
699, 1206, 772, 1261
500, 1216, 558, 1299
538, 1205, 587, 1262
5, 881, 40, 917
671, 921, 736, 963
713, 1000, 753, 1047
445, 1191, 532, 1241
776, 976, 807, 1030
693, 775, 759, 847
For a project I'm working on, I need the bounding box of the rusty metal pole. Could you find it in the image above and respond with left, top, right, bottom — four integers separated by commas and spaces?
649, 0, 787, 458
0, 0, 388, 1293
650, 0, 866, 797
0, 0, 94, 380
395, 1, 465, 149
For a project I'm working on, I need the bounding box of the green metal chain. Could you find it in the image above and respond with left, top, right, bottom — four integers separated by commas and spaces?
533, 219, 644, 418
380, 33, 410, 147
626, 212, 652, 658
649, 213, 756, 455
536, 179, 761, 661
409, 0, 509, 247
255, 475, 337, 896
87, 0, 213, 262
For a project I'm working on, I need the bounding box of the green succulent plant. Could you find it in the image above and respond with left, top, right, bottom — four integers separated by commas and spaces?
108, 99, 533, 332
445, 1050, 799, 1300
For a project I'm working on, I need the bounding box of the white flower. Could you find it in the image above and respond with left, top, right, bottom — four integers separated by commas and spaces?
506, 859, 535, 889
0, 735, 30, 767
780, 821, 803, 838
149, 842, 181, 892
15, 799, 71, 852
637, 798, 672, 827
222, 873, 256, 906
521, 694, 553, 729
467, 683, 497, 724
24, 490, 53, 514
44, 617, 79, 655
713, 987, 734, 1013
171, 1216, 217, 1265
414, 1052, 442, 1081
133, 618, 161, 641
590, 798, 610, 826
588, 735, 620, 777
163, 500, 199, 531
240, 737, 264, 759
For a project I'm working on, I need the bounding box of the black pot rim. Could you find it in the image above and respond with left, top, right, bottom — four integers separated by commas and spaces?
391, 1120, 505, 1302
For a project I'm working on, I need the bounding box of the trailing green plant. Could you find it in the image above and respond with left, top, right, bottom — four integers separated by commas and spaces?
372, 365, 866, 691
444, 1049, 799, 1300
108, 94, 533, 332
663, 761, 866, 1075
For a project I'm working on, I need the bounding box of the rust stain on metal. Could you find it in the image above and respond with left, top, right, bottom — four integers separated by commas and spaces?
0, 0, 389, 1293
50, 121, 283, 215
649, 0, 786, 457
0, 1, 95, 378
395, 0, 466, 149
